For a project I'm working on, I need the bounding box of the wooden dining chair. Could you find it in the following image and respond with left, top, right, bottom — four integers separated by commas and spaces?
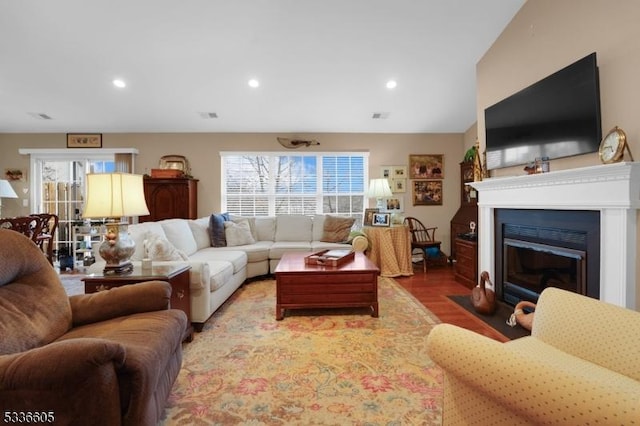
30, 213, 59, 265
403, 216, 444, 273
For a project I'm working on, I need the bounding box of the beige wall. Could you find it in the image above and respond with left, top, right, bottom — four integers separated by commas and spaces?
0, 132, 465, 255
477, 0, 640, 308
477, 0, 640, 176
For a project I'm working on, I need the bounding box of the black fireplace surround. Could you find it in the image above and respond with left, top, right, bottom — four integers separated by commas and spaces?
495, 209, 600, 306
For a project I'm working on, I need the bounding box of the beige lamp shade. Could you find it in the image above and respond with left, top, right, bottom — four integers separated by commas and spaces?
83, 173, 149, 219
0, 179, 18, 199
365, 178, 392, 198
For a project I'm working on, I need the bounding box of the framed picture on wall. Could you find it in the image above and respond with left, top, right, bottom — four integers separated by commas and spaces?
412, 180, 443, 206
391, 178, 406, 193
381, 196, 403, 212
408, 154, 444, 179
67, 133, 102, 148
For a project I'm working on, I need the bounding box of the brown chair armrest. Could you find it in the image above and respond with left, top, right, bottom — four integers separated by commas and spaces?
0, 337, 125, 388
0, 338, 125, 424
70, 280, 172, 326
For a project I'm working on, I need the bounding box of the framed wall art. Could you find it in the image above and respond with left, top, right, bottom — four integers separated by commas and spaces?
363, 208, 379, 226
391, 178, 406, 193
371, 212, 391, 227
412, 180, 443, 206
382, 196, 404, 212
409, 154, 444, 179
67, 133, 102, 148
4, 168, 26, 182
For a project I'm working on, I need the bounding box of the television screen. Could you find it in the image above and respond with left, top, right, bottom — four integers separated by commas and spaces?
485, 53, 601, 170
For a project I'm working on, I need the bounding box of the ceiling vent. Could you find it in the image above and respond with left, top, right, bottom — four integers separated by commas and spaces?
28, 112, 53, 120
198, 112, 218, 119
371, 112, 390, 119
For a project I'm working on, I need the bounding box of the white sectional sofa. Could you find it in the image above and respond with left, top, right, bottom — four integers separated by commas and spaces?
88, 214, 361, 331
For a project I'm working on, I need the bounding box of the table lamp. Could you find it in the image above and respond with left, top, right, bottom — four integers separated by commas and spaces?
366, 178, 392, 210
82, 173, 149, 274
0, 179, 18, 217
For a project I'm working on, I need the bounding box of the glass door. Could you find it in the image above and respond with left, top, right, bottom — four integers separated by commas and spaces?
33, 155, 115, 269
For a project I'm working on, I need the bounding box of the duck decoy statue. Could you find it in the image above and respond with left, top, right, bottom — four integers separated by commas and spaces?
471, 271, 497, 315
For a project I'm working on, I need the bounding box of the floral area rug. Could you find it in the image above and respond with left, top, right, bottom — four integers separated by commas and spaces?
161, 277, 443, 425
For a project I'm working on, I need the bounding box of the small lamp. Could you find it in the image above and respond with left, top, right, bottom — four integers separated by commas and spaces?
366, 178, 393, 211
82, 173, 149, 274
0, 179, 18, 217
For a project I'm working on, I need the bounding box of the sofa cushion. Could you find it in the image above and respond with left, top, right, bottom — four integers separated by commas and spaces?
160, 219, 198, 256
224, 219, 256, 246
275, 215, 312, 242
209, 212, 229, 247
321, 215, 355, 243
269, 241, 312, 260
144, 233, 188, 261
207, 261, 234, 291
191, 249, 248, 275
255, 217, 276, 241
230, 215, 258, 241
128, 222, 167, 261
312, 214, 326, 241
189, 217, 211, 251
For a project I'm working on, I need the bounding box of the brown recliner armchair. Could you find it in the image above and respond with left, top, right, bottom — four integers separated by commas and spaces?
0, 229, 187, 426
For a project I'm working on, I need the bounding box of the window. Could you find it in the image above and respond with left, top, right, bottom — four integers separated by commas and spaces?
221, 152, 368, 222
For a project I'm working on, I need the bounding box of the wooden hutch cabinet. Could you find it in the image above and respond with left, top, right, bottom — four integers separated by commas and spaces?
450, 160, 478, 287
449, 160, 478, 261
140, 178, 198, 223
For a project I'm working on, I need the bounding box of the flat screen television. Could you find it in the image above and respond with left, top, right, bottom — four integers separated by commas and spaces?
485, 52, 602, 170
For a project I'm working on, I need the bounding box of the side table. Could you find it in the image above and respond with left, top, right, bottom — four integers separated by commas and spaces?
363, 225, 413, 277
82, 264, 193, 342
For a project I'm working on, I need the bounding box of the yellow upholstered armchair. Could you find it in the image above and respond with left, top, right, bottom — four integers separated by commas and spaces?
427, 287, 640, 425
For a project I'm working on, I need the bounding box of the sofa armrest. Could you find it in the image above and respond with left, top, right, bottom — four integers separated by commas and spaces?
0, 338, 125, 424
427, 323, 640, 424
70, 280, 171, 326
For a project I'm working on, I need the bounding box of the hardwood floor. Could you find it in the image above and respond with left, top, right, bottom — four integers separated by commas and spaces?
395, 263, 509, 343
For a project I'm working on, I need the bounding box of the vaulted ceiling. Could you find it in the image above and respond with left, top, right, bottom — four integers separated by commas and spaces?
0, 0, 525, 133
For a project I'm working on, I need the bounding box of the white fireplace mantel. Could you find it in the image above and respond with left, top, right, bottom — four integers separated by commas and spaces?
469, 162, 640, 309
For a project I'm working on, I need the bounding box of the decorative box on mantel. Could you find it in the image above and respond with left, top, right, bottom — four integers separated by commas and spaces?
469, 162, 640, 310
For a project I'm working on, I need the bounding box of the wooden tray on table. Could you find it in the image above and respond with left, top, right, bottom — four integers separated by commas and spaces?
304, 249, 355, 267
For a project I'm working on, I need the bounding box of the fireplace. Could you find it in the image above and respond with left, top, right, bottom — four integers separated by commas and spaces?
469, 162, 640, 309
495, 209, 599, 305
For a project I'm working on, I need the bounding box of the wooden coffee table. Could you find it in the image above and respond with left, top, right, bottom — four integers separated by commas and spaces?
82, 264, 193, 341
274, 252, 380, 320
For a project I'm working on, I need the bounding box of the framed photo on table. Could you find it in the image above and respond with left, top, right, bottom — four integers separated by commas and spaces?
371, 213, 391, 227
363, 208, 379, 226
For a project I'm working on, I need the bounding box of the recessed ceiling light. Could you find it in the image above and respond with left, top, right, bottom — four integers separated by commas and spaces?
112, 79, 126, 88
386, 80, 397, 89
248, 79, 260, 88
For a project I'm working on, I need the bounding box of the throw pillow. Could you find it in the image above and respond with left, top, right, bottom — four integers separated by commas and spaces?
321, 215, 356, 243
144, 233, 188, 261
224, 219, 256, 247
209, 212, 230, 247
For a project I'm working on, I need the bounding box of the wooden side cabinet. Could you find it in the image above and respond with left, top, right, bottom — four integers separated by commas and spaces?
454, 237, 477, 289
140, 178, 198, 222
449, 161, 478, 262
